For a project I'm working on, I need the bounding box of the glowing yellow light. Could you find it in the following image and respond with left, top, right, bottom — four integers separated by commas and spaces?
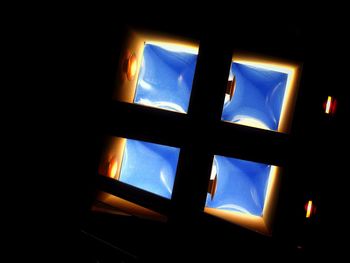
235, 117, 270, 130
126, 53, 137, 81
325, 96, 332, 114
306, 200, 313, 218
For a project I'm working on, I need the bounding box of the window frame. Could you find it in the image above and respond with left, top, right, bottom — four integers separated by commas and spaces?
95, 30, 302, 236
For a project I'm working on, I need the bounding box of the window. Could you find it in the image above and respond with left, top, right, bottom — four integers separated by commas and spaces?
95, 28, 301, 235
98, 136, 180, 199
205, 155, 280, 234
133, 42, 198, 113
222, 55, 299, 133
112, 31, 199, 114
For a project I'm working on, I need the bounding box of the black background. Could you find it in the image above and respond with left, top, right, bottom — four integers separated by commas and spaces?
21, 6, 348, 262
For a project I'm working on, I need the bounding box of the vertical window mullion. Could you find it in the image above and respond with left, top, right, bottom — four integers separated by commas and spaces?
171, 37, 233, 219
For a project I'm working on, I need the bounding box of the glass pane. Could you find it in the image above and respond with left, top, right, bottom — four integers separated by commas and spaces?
99, 137, 180, 199
206, 155, 273, 216
222, 58, 298, 132
134, 42, 198, 113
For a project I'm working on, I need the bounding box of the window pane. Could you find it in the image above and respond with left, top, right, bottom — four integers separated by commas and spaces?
99, 137, 180, 199
206, 155, 274, 216
222, 58, 299, 132
134, 42, 198, 113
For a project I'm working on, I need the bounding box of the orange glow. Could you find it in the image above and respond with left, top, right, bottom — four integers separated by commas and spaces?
126, 53, 137, 81
205, 208, 267, 234
305, 200, 313, 218
98, 137, 126, 180
107, 156, 118, 178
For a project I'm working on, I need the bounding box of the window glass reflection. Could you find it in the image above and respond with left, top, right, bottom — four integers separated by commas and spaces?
134, 43, 198, 113
100, 137, 180, 199
206, 155, 273, 216
222, 60, 294, 131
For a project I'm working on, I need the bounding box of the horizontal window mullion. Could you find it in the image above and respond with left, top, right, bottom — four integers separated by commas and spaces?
103, 101, 188, 148
211, 122, 290, 166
